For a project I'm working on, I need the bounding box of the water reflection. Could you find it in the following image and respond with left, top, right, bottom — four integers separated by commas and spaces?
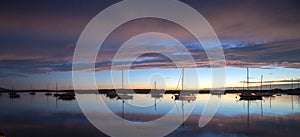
0, 92, 299, 137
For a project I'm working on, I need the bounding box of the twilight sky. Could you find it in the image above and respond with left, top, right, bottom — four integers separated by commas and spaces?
0, 0, 300, 90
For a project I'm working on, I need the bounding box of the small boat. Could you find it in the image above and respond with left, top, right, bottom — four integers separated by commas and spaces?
151, 94, 163, 98
44, 83, 52, 96
9, 85, 20, 98
45, 92, 52, 96
117, 94, 133, 100
239, 93, 262, 100
173, 94, 197, 101
276, 94, 281, 96
9, 92, 20, 98
58, 92, 75, 101
172, 68, 197, 102
53, 93, 61, 97
106, 90, 118, 99
29, 92, 36, 95
239, 68, 262, 101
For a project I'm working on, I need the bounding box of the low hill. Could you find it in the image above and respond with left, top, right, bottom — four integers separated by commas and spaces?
0, 87, 8, 92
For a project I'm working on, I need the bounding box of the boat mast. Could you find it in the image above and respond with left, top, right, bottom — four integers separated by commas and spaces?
122, 69, 124, 89
247, 68, 249, 90
291, 78, 293, 89
260, 75, 263, 91
56, 82, 58, 91
182, 68, 184, 91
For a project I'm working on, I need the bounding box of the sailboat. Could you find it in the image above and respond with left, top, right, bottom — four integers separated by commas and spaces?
53, 82, 61, 97
9, 85, 20, 98
239, 68, 262, 100
44, 83, 52, 96
117, 70, 133, 100
173, 68, 197, 101
29, 84, 36, 95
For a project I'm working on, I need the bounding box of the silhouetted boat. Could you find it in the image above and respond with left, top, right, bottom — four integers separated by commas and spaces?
44, 83, 52, 96
58, 92, 75, 101
117, 94, 133, 100
239, 93, 262, 100
53, 93, 61, 97
172, 68, 197, 101
9, 92, 20, 98
29, 84, 36, 95
106, 90, 118, 98
45, 92, 52, 96
239, 68, 262, 100
9, 85, 20, 98
29, 92, 36, 95
173, 94, 197, 101
151, 93, 163, 98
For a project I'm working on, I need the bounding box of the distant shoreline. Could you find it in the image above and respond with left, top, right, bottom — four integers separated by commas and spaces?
1, 88, 300, 95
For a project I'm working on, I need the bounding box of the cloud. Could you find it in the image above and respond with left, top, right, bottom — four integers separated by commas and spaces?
0, 0, 300, 77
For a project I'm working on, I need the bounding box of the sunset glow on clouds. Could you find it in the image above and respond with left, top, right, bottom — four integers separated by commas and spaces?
0, 0, 300, 89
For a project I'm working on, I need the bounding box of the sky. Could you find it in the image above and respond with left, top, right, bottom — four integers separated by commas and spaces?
0, 0, 300, 90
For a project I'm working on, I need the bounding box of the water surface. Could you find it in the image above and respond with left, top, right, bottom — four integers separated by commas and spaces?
0, 92, 299, 137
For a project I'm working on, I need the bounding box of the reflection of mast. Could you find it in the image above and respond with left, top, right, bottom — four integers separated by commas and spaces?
155, 97, 157, 111
181, 100, 185, 127
247, 100, 249, 128
260, 99, 263, 117
56, 82, 58, 108
122, 100, 125, 125
269, 97, 272, 109
291, 95, 294, 110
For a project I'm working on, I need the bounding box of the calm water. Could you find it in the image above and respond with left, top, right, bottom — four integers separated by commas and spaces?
0, 92, 300, 137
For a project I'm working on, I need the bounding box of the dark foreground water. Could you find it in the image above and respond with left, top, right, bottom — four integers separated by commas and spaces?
0, 92, 299, 137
